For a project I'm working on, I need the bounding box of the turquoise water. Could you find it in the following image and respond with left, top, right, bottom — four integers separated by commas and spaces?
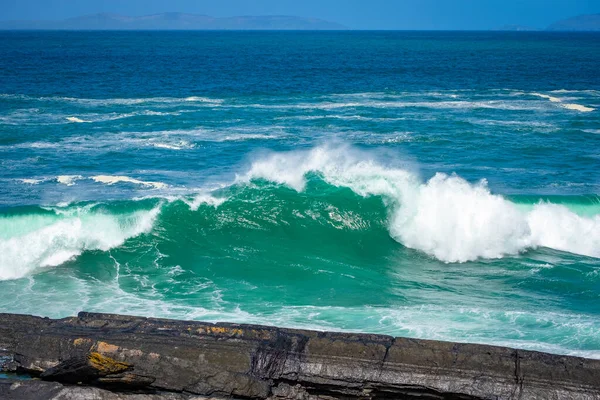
0, 31, 599, 358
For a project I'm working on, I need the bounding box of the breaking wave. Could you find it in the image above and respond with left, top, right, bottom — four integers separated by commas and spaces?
0, 205, 160, 280
241, 145, 600, 262
2, 145, 599, 281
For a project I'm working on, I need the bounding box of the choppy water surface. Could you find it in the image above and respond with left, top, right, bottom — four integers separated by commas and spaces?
0, 31, 599, 357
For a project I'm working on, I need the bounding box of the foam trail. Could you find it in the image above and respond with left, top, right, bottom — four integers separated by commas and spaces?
561, 104, 595, 112
243, 145, 600, 262
531, 93, 595, 112
92, 175, 168, 189
20, 178, 43, 185
0, 94, 224, 106
66, 117, 89, 123
152, 141, 194, 150
0, 207, 160, 280
531, 93, 562, 103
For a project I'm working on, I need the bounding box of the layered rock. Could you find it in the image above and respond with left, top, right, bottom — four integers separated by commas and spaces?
0, 312, 599, 399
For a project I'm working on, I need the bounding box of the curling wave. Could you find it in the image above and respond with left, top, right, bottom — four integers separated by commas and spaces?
241, 145, 600, 262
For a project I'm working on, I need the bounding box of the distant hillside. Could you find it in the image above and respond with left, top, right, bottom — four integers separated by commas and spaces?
547, 14, 600, 31
0, 12, 348, 30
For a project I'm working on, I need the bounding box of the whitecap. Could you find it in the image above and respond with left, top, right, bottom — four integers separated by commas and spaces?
183, 193, 228, 211
561, 103, 595, 112
184, 96, 223, 103
56, 175, 83, 186
531, 93, 562, 103
91, 175, 168, 189
19, 178, 44, 185
152, 141, 195, 150
66, 116, 90, 123
530, 92, 595, 112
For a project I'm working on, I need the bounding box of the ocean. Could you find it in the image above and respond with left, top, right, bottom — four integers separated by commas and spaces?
0, 31, 599, 358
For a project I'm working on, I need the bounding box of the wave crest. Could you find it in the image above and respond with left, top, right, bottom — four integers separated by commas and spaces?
243, 146, 600, 262
0, 206, 159, 280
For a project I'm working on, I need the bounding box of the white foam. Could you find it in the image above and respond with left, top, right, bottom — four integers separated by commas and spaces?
561, 103, 595, 112
184, 96, 223, 103
184, 193, 228, 211
127, 129, 280, 143
531, 92, 595, 112
243, 99, 543, 112
91, 175, 168, 189
66, 116, 89, 123
20, 178, 43, 185
276, 115, 407, 122
152, 141, 195, 150
550, 89, 600, 95
56, 175, 83, 186
0, 94, 224, 106
242, 145, 600, 262
531, 93, 562, 103
220, 133, 278, 142
0, 207, 160, 280
527, 204, 600, 257
28, 142, 56, 149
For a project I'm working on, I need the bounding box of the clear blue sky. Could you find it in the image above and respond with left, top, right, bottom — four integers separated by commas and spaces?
1, 0, 599, 29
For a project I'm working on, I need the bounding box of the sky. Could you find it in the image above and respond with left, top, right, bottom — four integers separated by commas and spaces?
1, 0, 599, 30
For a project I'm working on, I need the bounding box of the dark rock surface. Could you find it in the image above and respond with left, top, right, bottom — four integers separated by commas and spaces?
1, 312, 599, 399
0, 379, 214, 399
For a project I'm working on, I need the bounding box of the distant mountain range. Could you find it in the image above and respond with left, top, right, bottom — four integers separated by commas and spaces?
1, 12, 599, 31
0, 13, 347, 30
547, 14, 600, 31
496, 13, 600, 31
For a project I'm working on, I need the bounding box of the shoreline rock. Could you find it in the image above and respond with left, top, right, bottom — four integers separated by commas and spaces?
1, 311, 599, 399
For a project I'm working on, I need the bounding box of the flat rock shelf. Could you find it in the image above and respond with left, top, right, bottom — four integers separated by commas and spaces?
0, 312, 599, 399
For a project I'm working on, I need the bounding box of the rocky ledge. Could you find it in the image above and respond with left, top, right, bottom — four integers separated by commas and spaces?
0, 312, 599, 399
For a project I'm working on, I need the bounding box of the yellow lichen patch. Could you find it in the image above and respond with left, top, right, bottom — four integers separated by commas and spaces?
87, 352, 132, 375
95, 341, 120, 353
73, 338, 92, 346
196, 326, 244, 336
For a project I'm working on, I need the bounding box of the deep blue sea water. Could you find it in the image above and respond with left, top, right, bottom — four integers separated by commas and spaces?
0, 31, 599, 357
